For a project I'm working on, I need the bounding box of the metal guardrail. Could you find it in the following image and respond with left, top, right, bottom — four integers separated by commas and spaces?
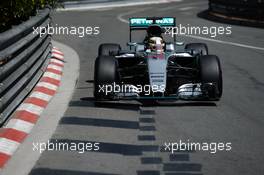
0, 8, 52, 125
209, 0, 264, 19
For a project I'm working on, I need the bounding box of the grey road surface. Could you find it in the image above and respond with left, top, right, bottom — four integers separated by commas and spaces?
30, 0, 264, 174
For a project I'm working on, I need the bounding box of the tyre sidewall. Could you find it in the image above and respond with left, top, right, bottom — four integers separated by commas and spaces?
199, 55, 223, 99
185, 43, 208, 55
98, 43, 121, 56
94, 56, 118, 100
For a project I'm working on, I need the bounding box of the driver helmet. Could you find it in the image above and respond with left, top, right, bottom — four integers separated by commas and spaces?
148, 36, 165, 53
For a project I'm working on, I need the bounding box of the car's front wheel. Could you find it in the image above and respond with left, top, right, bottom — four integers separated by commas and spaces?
98, 43, 121, 56
94, 56, 119, 100
185, 43, 208, 55
199, 55, 222, 100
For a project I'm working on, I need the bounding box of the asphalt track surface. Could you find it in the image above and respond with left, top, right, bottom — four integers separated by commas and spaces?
30, 0, 264, 174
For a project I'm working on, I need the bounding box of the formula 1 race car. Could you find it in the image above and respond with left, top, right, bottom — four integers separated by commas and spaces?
94, 17, 222, 101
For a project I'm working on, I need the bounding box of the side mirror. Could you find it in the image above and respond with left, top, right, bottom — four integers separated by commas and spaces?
127, 42, 137, 47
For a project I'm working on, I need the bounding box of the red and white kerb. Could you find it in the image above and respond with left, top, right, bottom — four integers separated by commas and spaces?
0, 47, 64, 168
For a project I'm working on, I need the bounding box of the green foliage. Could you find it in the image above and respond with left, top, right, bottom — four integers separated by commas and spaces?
0, 0, 58, 33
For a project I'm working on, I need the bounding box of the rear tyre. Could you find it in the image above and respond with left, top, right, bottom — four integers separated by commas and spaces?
185, 43, 208, 55
199, 55, 222, 100
94, 56, 118, 100
98, 43, 121, 56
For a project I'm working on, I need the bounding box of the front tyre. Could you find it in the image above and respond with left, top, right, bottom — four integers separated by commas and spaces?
185, 43, 208, 55
199, 55, 223, 100
98, 43, 121, 56
94, 56, 118, 100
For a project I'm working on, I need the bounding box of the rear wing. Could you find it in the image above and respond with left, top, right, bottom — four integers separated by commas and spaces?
129, 17, 176, 29
129, 17, 176, 42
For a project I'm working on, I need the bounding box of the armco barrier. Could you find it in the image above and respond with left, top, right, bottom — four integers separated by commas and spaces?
0, 47, 64, 168
209, 0, 264, 19
0, 8, 51, 125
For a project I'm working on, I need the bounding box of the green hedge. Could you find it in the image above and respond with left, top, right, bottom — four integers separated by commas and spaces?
0, 0, 58, 33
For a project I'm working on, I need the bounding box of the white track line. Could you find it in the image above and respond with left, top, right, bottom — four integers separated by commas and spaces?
58, 0, 182, 11
179, 6, 195, 11
158, 1, 206, 11
117, 7, 153, 24
185, 35, 264, 51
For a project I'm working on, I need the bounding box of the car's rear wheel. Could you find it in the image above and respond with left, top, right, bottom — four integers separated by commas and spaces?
199, 55, 222, 100
185, 43, 208, 55
94, 56, 118, 100
98, 43, 121, 56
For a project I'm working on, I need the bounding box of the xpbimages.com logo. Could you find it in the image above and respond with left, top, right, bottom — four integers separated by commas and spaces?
163, 140, 232, 154
33, 24, 100, 37
164, 24, 232, 38
32, 140, 100, 153
98, 82, 165, 95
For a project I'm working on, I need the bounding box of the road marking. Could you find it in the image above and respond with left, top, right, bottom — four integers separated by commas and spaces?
50, 59, 64, 67
47, 64, 63, 72
36, 82, 59, 91
24, 98, 48, 108
92, 7, 114, 11
50, 58, 63, 63
34, 86, 56, 96
62, 0, 106, 5
179, 6, 195, 11
158, 1, 206, 11
58, 0, 182, 11
117, 7, 153, 24
4, 119, 34, 134
0, 128, 27, 143
138, 106, 160, 171
52, 49, 64, 55
17, 103, 44, 116
0, 138, 20, 156
43, 72, 62, 81
30, 91, 52, 102
15, 111, 39, 124
117, 7, 264, 52
185, 35, 264, 51
51, 53, 64, 60
40, 77, 61, 86
46, 68, 63, 75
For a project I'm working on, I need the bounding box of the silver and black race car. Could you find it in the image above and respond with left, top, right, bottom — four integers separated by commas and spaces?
94, 17, 222, 101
